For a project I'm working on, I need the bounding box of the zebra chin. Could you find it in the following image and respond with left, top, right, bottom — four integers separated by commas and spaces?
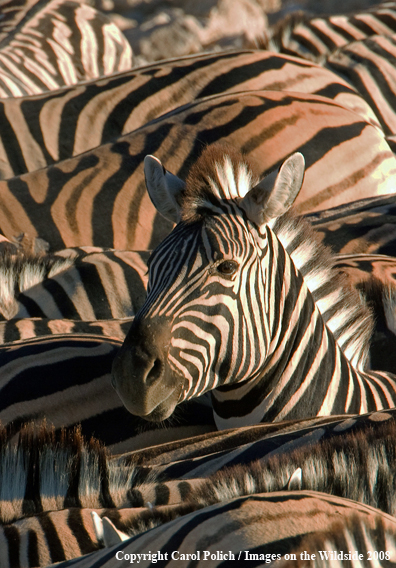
117, 384, 182, 422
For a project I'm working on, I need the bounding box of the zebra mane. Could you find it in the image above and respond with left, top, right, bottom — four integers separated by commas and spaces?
280, 515, 396, 568
0, 422, 160, 524
189, 414, 396, 514
273, 213, 373, 369
0, 248, 75, 319
180, 144, 256, 222
179, 144, 373, 370
257, 10, 312, 54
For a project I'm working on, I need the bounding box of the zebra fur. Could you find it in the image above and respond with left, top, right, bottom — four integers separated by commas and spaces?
34, 491, 396, 568
0, 90, 392, 251
0, 413, 395, 568
261, 2, 396, 63
0, 49, 379, 179
278, 515, 396, 567
0, 0, 132, 98
0, 246, 149, 321
306, 192, 396, 256
112, 143, 396, 428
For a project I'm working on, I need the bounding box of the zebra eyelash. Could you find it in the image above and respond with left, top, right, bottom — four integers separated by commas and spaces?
208, 259, 240, 279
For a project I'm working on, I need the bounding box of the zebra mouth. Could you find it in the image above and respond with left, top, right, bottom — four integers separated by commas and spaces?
141, 380, 187, 422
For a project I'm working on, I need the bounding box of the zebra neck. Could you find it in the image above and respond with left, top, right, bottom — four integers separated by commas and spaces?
211, 230, 396, 429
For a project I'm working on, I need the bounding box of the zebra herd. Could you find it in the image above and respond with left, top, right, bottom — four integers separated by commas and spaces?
4, 0, 396, 566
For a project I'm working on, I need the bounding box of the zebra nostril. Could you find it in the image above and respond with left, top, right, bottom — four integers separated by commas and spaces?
146, 358, 163, 385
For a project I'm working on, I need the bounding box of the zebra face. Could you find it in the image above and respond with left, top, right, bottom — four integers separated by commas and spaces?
112, 211, 269, 422
112, 144, 305, 422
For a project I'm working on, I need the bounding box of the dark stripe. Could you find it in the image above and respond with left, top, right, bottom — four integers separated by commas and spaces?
27, 529, 40, 567
154, 483, 171, 505
3, 525, 20, 568
68, 508, 99, 555
0, 105, 28, 174
38, 513, 66, 562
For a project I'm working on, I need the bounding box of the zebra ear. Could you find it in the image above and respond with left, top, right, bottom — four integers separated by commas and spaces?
240, 152, 305, 226
144, 155, 185, 223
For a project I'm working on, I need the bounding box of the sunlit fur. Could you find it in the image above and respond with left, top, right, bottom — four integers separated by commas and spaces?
279, 515, 396, 568
4, 414, 396, 563
0, 249, 74, 319
190, 414, 396, 516
127, 144, 396, 428
43, 491, 396, 568
0, 246, 149, 321
0, 422, 196, 524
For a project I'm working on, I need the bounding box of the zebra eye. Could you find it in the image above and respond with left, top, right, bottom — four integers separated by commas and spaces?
216, 260, 239, 276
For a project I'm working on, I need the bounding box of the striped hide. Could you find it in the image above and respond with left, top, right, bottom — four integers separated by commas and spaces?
0, 90, 393, 251
262, 2, 396, 63
326, 34, 396, 135
307, 193, 396, 255
112, 144, 396, 428
127, 409, 396, 482
0, 335, 215, 454
3, 412, 396, 566
0, 247, 149, 321
0, 0, 132, 98
0, 49, 379, 179
33, 491, 396, 568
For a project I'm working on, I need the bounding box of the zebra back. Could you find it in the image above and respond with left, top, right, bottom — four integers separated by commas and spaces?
0, 0, 132, 98
307, 193, 396, 255
0, 246, 149, 321
326, 34, 396, 135
0, 49, 379, 179
263, 2, 396, 62
39, 491, 396, 568
0, 90, 393, 250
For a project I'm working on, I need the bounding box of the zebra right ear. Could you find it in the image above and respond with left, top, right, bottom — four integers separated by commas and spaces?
241, 152, 305, 226
144, 155, 185, 223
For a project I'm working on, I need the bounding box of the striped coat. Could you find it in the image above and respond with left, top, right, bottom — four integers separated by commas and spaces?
0, 49, 379, 179
0, 0, 132, 98
0, 90, 393, 251
112, 144, 396, 427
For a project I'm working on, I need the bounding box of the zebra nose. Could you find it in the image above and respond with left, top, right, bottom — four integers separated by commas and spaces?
145, 357, 164, 385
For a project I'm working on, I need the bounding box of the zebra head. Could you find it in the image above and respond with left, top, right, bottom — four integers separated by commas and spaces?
111, 145, 305, 422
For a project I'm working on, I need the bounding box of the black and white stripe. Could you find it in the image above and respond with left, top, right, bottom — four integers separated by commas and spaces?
263, 2, 396, 63
0, 89, 392, 251
112, 144, 396, 429
0, 48, 379, 179
0, 0, 132, 98
0, 246, 149, 321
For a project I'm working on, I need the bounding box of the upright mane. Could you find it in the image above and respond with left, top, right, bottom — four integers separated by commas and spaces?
179, 144, 373, 370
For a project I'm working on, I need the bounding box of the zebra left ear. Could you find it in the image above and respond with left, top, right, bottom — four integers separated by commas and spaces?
240, 152, 305, 226
144, 155, 186, 223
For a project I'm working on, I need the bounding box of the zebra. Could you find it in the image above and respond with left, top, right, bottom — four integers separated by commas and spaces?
278, 515, 396, 568
30, 490, 396, 568
0, 90, 392, 251
0, 0, 132, 98
261, 2, 396, 64
306, 193, 396, 256
0, 48, 379, 179
0, 246, 149, 321
326, 34, 396, 136
3, 410, 396, 566
0, 244, 395, 376
0, 334, 216, 454
111, 143, 396, 429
